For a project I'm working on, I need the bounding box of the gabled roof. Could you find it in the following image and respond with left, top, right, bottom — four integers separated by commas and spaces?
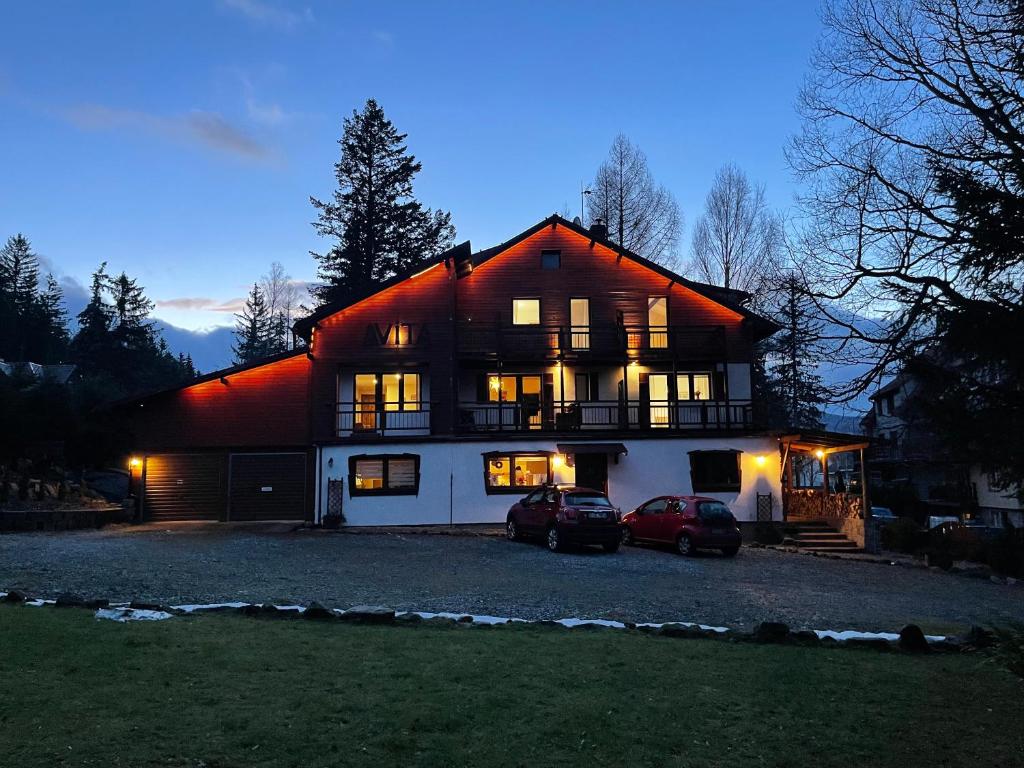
293, 241, 471, 338
293, 214, 779, 340
111, 347, 308, 407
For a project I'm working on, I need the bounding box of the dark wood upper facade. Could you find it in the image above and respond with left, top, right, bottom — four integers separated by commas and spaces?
128, 216, 777, 451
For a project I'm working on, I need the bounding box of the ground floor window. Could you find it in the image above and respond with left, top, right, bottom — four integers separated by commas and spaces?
689, 450, 741, 492
483, 452, 551, 493
349, 453, 420, 496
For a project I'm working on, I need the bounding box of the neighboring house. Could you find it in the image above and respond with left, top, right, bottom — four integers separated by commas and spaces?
0, 360, 76, 385
862, 372, 1023, 527
123, 215, 866, 528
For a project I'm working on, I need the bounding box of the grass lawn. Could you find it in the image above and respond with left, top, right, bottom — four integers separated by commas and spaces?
1, 606, 1022, 767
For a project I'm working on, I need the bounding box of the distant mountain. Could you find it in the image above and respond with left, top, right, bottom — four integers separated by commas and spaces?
154, 322, 235, 374
821, 410, 865, 435
60, 277, 236, 374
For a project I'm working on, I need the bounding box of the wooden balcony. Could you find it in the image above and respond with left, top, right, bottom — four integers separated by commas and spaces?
336, 401, 434, 437
455, 399, 753, 434
455, 323, 727, 361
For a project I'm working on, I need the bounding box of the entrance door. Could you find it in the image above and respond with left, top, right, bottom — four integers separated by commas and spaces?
574, 453, 608, 493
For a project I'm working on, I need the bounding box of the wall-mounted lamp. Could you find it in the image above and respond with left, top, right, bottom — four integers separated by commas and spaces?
815, 449, 825, 460
552, 454, 565, 469
328, 457, 334, 468
755, 455, 766, 467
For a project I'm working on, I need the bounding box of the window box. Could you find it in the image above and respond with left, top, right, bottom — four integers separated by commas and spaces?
349, 453, 420, 496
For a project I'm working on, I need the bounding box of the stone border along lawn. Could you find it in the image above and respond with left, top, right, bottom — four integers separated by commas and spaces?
1, 589, 993, 653
3, 602, 1023, 768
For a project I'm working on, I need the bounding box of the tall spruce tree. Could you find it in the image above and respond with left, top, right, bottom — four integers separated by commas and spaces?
764, 275, 826, 429
0, 234, 42, 359
70, 264, 114, 374
233, 283, 273, 364
310, 99, 455, 306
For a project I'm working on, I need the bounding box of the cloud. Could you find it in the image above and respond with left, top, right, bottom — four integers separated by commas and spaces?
220, 0, 313, 29
63, 104, 272, 161
155, 296, 247, 313
236, 72, 292, 126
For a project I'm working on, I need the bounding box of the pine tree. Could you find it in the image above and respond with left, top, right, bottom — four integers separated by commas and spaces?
764, 275, 826, 429
233, 283, 272, 364
310, 99, 455, 306
70, 265, 114, 369
31, 274, 69, 363
0, 234, 42, 359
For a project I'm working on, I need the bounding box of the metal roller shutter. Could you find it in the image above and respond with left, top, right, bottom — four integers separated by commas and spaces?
228, 453, 307, 521
143, 454, 224, 522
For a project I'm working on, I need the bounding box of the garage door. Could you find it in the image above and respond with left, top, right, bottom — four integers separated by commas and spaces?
143, 454, 224, 522
228, 453, 307, 521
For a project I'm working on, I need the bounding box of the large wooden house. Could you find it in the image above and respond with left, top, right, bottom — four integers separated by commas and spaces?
125, 215, 867, 529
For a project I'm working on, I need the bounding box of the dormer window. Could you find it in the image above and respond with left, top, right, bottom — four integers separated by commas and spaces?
541, 250, 561, 269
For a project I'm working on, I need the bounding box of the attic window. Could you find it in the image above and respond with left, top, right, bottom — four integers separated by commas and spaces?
541, 250, 561, 269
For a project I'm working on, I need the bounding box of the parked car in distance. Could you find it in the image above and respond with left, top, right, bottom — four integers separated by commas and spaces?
621, 496, 742, 557
871, 506, 897, 520
506, 485, 621, 553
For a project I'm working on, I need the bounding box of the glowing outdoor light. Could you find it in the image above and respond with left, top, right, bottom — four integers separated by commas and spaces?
552, 454, 565, 469
129, 457, 141, 469
815, 449, 825, 459
755, 455, 766, 467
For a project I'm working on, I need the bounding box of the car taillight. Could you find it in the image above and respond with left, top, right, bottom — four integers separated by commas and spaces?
560, 507, 579, 521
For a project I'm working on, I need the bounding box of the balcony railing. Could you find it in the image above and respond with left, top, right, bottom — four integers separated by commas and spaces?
336, 401, 433, 436
456, 323, 727, 359
455, 399, 752, 433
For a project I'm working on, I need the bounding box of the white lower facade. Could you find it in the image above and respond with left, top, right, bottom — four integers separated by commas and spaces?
315, 435, 783, 527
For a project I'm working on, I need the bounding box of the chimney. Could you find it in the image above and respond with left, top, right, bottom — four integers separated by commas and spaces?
589, 218, 608, 240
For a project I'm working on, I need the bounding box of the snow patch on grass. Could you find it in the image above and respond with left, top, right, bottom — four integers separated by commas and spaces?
96, 607, 174, 622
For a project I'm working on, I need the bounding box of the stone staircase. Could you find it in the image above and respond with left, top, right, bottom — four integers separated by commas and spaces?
785, 519, 861, 553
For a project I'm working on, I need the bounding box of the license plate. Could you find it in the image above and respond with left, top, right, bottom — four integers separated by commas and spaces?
588, 512, 606, 520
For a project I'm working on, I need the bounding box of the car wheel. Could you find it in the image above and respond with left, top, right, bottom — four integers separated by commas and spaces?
677, 533, 694, 556
721, 546, 739, 558
546, 526, 563, 553
603, 540, 620, 554
620, 526, 633, 546
506, 517, 521, 542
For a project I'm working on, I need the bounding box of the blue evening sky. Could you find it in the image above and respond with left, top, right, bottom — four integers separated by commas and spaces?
0, 1, 823, 331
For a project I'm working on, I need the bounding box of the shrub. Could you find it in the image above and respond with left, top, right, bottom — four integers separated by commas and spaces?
753, 523, 783, 545
988, 531, 1024, 577
989, 624, 1024, 680
880, 516, 924, 554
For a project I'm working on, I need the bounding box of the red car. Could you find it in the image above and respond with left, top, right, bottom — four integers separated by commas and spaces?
620, 496, 741, 557
506, 485, 621, 553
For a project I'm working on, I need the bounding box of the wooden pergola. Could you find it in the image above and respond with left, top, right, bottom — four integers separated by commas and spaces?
779, 431, 871, 522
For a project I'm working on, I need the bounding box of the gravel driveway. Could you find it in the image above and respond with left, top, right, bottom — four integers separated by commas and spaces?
1, 524, 1021, 633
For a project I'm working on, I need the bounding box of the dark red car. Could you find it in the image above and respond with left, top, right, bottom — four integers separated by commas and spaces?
506, 485, 621, 553
620, 496, 741, 557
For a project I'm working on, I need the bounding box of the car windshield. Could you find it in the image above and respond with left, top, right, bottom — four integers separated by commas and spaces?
697, 501, 734, 522
564, 492, 612, 507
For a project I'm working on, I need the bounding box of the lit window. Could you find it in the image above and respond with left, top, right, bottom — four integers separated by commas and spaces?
512, 298, 540, 325
648, 296, 668, 348
677, 372, 712, 401
541, 250, 561, 269
354, 373, 421, 420
350, 454, 420, 496
570, 298, 590, 349
483, 453, 551, 493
